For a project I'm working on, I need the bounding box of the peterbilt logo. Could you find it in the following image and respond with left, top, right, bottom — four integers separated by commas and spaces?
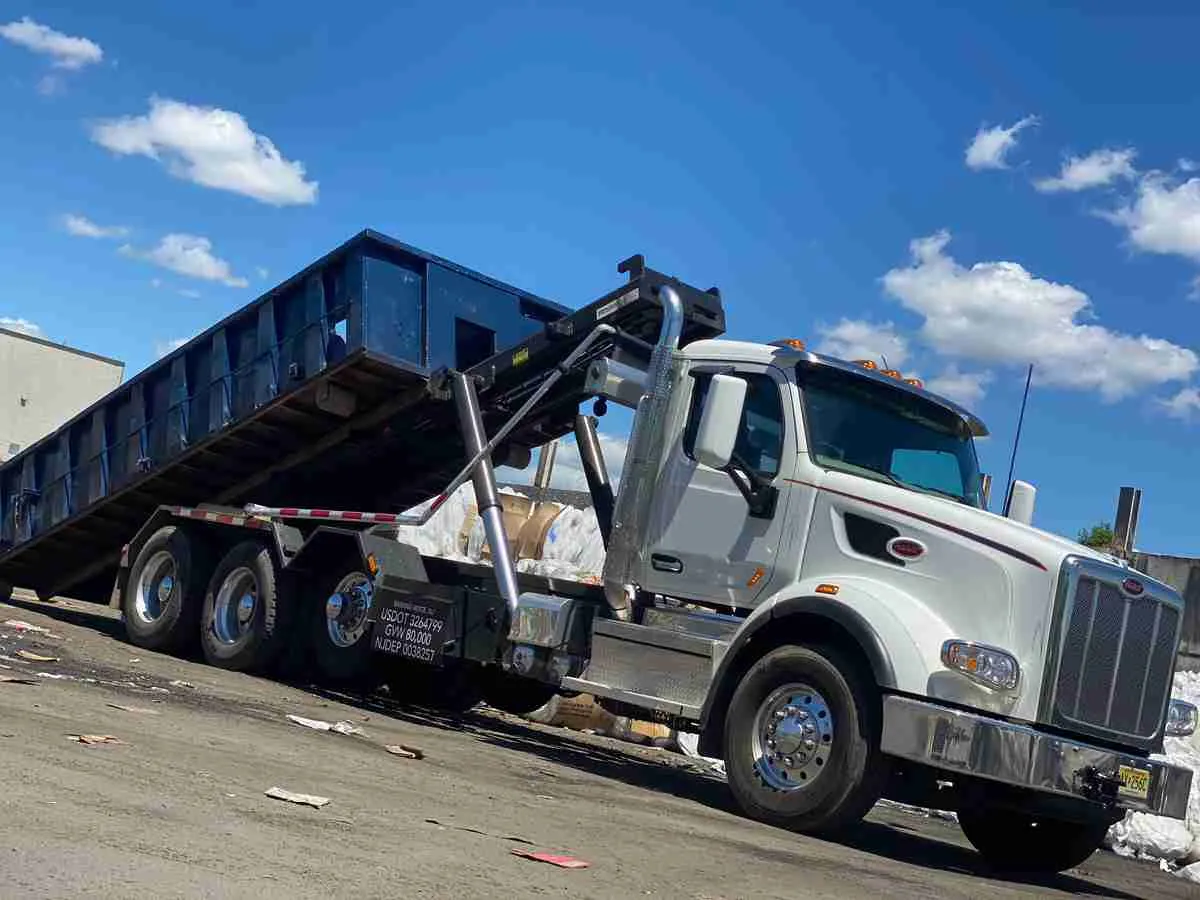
1121, 577, 1145, 597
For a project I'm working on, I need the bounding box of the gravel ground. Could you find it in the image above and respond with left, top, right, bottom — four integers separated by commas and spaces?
0, 593, 1190, 900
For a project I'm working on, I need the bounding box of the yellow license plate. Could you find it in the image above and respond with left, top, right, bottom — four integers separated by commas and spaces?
1118, 765, 1151, 800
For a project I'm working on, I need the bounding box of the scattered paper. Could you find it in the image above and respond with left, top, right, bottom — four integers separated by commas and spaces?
0, 675, 38, 685
169, 680, 195, 689
286, 714, 362, 735
15, 650, 57, 663
3, 620, 57, 636
385, 744, 424, 759
0, 655, 24, 665
66, 734, 122, 746
265, 787, 330, 808
510, 849, 590, 869
129, 658, 141, 663
106, 703, 159, 715
35, 672, 70, 680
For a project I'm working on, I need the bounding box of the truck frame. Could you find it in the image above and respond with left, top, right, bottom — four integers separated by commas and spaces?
2, 233, 1194, 875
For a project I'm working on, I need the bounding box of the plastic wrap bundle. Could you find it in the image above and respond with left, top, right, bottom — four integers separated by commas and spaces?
1107, 671, 1200, 875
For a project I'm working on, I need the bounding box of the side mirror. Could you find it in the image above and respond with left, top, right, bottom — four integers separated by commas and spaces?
980, 473, 993, 509
694, 374, 747, 470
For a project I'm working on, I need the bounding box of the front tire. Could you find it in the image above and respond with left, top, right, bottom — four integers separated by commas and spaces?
122, 526, 209, 653
723, 644, 884, 834
958, 806, 1109, 873
200, 541, 286, 672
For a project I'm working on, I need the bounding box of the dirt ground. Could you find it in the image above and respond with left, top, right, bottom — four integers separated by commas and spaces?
0, 593, 1192, 900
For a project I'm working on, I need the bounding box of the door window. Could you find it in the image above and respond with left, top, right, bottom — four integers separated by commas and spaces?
683, 372, 784, 477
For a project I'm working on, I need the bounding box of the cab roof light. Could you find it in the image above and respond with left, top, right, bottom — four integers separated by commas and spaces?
771, 338, 807, 351
882, 369, 903, 379
904, 377, 924, 388
854, 359, 878, 370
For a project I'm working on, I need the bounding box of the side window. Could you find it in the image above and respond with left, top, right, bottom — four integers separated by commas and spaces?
683, 372, 784, 476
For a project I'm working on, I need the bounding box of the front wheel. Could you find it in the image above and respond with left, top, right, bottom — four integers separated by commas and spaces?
958, 806, 1109, 873
723, 644, 884, 834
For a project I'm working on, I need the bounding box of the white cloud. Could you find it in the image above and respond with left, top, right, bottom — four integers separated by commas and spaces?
1180, 159, 1198, 173
1160, 387, 1200, 421
91, 97, 318, 206
924, 366, 993, 407
120, 233, 248, 288
1104, 173, 1200, 263
0, 317, 43, 337
965, 116, 1037, 171
0, 17, 103, 70
815, 318, 909, 367
881, 231, 1197, 401
1034, 148, 1137, 193
155, 338, 188, 359
62, 213, 128, 239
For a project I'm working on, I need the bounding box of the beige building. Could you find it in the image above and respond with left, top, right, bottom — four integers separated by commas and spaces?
0, 327, 124, 462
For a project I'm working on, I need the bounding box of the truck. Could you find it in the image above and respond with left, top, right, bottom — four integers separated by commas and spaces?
1, 230, 1195, 874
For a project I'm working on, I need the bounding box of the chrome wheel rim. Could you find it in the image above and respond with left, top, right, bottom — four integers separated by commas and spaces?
326, 572, 372, 648
135, 551, 176, 624
212, 567, 257, 646
752, 682, 835, 792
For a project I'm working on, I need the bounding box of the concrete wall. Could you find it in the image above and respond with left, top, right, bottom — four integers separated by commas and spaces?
1133, 552, 1200, 670
0, 329, 124, 462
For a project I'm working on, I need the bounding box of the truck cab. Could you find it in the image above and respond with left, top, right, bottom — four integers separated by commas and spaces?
554, 327, 1195, 872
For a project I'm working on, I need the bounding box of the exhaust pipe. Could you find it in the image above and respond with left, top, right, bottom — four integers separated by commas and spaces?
602, 284, 685, 619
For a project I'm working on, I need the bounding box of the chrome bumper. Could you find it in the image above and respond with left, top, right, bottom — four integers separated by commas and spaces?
881, 695, 1192, 819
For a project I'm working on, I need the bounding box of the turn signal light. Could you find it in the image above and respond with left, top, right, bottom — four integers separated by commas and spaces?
366, 554, 379, 577
941, 640, 1020, 690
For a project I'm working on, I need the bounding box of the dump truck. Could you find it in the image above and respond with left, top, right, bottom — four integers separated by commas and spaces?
1, 230, 1194, 873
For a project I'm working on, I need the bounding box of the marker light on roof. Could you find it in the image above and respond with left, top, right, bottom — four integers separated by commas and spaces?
771, 338, 807, 350
855, 359, 878, 370
882, 369, 903, 379
904, 377, 924, 388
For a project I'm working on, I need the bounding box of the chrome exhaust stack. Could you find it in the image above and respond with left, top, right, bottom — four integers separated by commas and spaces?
602, 283, 685, 620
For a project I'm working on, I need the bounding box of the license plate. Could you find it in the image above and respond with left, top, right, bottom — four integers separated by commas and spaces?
371, 596, 451, 665
1118, 764, 1151, 800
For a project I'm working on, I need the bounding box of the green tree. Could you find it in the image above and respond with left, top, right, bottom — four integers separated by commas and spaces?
1077, 522, 1115, 550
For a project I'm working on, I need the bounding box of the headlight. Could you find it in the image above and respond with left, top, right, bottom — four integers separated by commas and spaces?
1166, 699, 1198, 737
941, 640, 1020, 691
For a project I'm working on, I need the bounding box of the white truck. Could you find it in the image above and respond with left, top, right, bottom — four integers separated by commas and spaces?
81, 251, 1194, 873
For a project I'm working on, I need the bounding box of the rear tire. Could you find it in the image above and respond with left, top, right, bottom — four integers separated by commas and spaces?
958, 806, 1109, 873
723, 644, 884, 834
200, 541, 286, 672
310, 566, 378, 689
122, 526, 208, 653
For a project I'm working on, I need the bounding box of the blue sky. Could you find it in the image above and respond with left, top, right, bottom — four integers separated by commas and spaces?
2, 2, 1199, 553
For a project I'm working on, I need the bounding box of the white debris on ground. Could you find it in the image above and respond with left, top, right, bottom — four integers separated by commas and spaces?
392, 487, 1200, 875
1107, 670, 1200, 878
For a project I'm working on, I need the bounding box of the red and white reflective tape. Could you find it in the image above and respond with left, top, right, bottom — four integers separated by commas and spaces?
169, 506, 269, 529
242, 494, 449, 527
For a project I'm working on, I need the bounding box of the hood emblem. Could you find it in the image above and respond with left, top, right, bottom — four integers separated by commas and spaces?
886, 536, 927, 562
1121, 577, 1145, 597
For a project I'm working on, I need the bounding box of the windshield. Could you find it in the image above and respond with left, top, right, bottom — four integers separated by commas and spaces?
797, 364, 983, 506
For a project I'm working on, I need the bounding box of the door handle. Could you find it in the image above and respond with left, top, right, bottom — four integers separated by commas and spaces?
651, 554, 683, 574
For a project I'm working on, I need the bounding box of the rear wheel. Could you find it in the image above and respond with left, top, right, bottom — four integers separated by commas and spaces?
310, 567, 378, 688
200, 541, 286, 672
958, 806, 1109, 873
122, 526, 208, 652
723, 644, 884, 834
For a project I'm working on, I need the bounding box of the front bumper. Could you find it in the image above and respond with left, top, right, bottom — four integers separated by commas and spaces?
881, 695, 1193, 819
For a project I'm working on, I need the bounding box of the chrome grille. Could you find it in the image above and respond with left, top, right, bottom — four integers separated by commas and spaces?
1050, 561, 1181, 745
